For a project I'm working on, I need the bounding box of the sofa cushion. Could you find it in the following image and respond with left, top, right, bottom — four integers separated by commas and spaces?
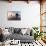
14, 28, 21, 33
21, 29, 27, 35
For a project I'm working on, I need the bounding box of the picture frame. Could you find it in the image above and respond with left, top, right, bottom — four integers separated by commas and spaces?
7, 11, 21, 20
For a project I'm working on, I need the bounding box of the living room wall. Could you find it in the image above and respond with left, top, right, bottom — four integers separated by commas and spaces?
0, 1, 40, 28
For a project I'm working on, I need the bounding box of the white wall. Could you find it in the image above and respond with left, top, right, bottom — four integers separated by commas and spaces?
0, 1, 40, 28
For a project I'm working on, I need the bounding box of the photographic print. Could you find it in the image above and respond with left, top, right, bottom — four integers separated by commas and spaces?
8, 11, 21, 20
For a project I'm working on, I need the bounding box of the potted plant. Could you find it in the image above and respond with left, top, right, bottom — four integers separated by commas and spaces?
32, 27, 43, 40
32, 27, 38, 40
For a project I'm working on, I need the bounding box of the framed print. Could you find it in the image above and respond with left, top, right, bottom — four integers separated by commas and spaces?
8, 11, 21, 20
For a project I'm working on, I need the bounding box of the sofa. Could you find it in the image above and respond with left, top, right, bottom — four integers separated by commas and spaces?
3, 27, 34, 43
